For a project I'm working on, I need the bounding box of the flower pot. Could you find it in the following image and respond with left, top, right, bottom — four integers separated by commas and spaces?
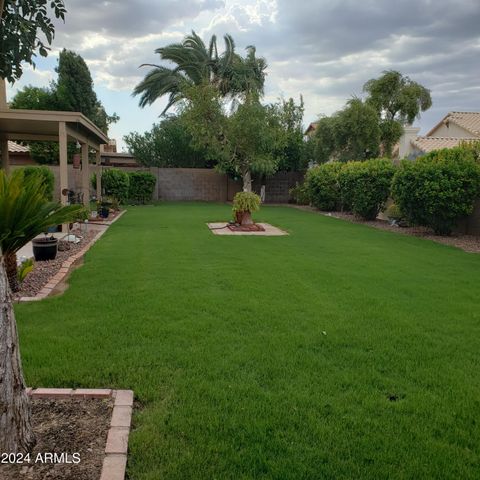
99, 206, 109, 218
32, 237, 58, 261
235, 211, 253, 226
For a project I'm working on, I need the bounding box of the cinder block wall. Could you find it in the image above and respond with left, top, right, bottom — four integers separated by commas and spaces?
12, 165, 303, 204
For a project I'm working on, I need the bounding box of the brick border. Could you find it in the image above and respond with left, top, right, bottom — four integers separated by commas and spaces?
27, 387, 133, 480
19, 210, 126, 302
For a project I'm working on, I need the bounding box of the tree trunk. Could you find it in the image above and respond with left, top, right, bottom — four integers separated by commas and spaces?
0, 254, 35, 453
4, 252, 19, 293
242, 170, 252, 192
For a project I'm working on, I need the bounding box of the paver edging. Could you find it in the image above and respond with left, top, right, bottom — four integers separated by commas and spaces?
19, 210, 126, 303
28, 387, 133, 480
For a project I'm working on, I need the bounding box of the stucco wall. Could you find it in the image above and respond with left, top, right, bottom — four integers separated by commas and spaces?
430, 122, 474, 138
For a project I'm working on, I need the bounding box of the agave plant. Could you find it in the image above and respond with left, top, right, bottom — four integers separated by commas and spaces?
0, 169, 86, 292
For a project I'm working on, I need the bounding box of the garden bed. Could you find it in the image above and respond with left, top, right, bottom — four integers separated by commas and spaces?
16, 229, 99, 299
0, 397, 112, 480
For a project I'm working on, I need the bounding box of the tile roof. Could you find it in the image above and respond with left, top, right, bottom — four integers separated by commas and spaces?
427, 111, 480, 137
411, 136, 478, 153
8, 141, 30, 153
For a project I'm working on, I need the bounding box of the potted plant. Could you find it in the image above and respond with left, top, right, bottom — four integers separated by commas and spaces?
32, 234, 58, 261
232, 191, 261, 226
97, 199, 111, 219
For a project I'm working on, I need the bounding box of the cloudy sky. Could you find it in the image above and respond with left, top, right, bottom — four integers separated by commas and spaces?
7, 0, 480, 150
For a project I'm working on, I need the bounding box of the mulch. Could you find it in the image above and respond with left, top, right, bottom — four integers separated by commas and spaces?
16, 229, 98, 299
0, 397, 113, 480
291, 205, 480, 253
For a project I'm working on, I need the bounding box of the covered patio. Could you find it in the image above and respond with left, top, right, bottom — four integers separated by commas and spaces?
0, 108, 108, 206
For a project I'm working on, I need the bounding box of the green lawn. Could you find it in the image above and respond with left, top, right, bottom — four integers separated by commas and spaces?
15, 203, 480, 479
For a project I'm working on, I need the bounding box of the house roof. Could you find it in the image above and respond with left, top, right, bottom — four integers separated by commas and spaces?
8, 141, 29, 153
426, 111, 480, 137
411, 136, 478, 153
304, 122, 318, 135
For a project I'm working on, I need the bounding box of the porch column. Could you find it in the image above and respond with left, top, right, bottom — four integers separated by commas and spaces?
81, 142, 89, 207
0, 137, 9, 173
0, 78, 7, 110
58, 122, 68, 205
95, 149, 102, 200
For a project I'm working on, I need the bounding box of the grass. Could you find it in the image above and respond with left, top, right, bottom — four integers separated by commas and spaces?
15, 203, 480, 479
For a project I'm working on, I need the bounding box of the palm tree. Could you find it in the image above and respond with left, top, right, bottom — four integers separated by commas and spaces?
133, 31, 266, 113
0, 169, 86, 292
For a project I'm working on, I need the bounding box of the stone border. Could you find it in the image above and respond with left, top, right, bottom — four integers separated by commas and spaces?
26, 387, 133, 480
19, 210, 126, 302
207, 222, 288, 236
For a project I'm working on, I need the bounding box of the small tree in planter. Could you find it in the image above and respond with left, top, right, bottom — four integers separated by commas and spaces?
232, 191, 261, 226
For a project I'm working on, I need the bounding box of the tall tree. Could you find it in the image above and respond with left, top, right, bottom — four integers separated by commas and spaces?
313, 99, 381, 163
182, 85, 278, 192
363, 70, 432, 156
55, 49, 118, 133
124, 115, 212, 168
133, 31, 266, 113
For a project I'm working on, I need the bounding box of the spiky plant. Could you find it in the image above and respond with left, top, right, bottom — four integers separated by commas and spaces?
0, 169, 86, 292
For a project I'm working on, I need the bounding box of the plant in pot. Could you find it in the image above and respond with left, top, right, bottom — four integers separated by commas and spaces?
0, 169, 86, 292
232, 191, 261, 226
97, 198, 112, 219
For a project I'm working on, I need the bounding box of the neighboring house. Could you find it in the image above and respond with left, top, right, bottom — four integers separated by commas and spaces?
8, 141, 34, 165
304, 122, 318, 137
396, 112, 480, 160
100, 139, 139, 167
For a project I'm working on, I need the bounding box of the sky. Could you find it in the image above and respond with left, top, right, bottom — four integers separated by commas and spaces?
7, 0, 480, 151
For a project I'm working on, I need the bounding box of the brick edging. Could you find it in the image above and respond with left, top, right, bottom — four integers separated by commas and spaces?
27, 387, 133, 480
19, 210, 126, 302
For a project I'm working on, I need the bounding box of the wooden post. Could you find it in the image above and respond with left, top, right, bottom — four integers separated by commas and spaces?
96, 150, 102, 200
58, 122, 68, 206
0, 79, 7, 110
81, 143, 89, 207
0, 137, 9, 173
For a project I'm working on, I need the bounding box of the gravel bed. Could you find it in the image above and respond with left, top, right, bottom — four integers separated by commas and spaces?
16, 229, 98, 299
291, 205, 480, 253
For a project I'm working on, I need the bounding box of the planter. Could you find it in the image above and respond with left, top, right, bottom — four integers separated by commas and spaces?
235, 211, 253, 226
32, 237, 58, 261
99, 207, 109, 219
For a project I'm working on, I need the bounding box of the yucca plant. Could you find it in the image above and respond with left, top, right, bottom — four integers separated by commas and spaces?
0, 169, 86, 292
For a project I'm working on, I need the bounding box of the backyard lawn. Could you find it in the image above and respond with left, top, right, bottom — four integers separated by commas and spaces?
15, 203, 480, 479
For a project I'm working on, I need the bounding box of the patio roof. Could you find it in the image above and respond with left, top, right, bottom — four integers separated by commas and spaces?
0, 109, 108, 148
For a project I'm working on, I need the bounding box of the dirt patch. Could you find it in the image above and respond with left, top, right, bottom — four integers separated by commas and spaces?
50, 257, 84, 297
0, 397, 113, 480
290, 205, 480, 254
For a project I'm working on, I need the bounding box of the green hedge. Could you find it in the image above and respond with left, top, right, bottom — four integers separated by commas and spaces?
92, 168, 130, 203
339, 159, 395, 220
392, 147, 480, 234
19, 166, 55, 200
128, 171, 156, 204
304, 163, 343, 210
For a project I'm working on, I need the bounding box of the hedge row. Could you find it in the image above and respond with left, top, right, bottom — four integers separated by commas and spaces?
92, 169, 157, 204
299, 145, 480, 234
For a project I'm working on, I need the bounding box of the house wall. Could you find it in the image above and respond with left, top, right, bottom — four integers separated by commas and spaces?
430, 122, 475, 138
11, 164, 303, 204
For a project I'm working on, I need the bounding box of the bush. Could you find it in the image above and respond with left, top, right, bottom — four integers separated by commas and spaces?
19, 166, 55, 200
385, 203, 403, 220
232, 191, 261, 214
289, 182, 310, 205
338, 159, 395, 220
392, 147, 480, 235
304, 163, 343, 211
91, 168, 130, 203
128, 171, 157, 204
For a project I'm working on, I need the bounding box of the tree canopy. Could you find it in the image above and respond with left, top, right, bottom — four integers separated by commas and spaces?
0, 0, 66, 82
133, 31, 267, 114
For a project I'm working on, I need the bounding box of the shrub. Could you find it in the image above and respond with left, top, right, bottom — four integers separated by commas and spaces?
338, 159, 395, 220
19, 166, 55, 200
91, 168, 130, 203
304, 163, 343, 211
392, 147, 480, 235
128, 171, 157, 204
289, 182, 310, 205
385, 203, 403, 220
232, 191, 261, 214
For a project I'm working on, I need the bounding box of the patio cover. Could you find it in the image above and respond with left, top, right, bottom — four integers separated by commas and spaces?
0, 108, 108, 207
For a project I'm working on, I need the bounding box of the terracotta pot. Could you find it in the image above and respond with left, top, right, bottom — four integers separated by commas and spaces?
72, 153, 81, 169
235, 211, 253, 226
